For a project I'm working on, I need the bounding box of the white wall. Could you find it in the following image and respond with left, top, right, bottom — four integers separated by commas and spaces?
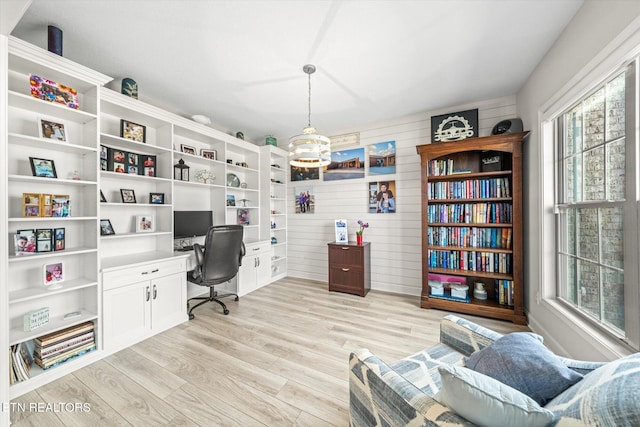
287, 95, 517, 296
517, 0, 640, 360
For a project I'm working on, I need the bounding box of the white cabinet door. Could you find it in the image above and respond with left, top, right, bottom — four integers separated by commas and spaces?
238, 254, 258, 297
151, 272, 187, 333
238, 241, 271, 296
103, 281, 151, 351
256, 252, 271, 287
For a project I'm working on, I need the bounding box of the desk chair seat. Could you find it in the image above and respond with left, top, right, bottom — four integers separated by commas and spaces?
186, 225, 245, 318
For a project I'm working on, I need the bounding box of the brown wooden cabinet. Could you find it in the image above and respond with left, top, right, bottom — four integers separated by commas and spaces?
416, 132, 528, 324
328, 242, 370, 297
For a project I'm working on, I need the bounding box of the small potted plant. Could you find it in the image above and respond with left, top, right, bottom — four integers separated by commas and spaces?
356, 219, 369, 245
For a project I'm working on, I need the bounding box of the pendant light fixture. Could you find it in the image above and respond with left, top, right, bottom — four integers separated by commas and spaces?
289, 64, 331, 167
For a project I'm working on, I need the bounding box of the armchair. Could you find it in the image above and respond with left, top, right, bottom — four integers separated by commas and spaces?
186, 225, 245, 318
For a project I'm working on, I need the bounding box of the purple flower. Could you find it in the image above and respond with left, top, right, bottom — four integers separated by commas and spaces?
357, 219, 369, 235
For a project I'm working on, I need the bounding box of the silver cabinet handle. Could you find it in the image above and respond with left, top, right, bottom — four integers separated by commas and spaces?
341, 247, 349, 250
153, 284, 157, 300
146, 286, 150, 301
341, 268, 350, 272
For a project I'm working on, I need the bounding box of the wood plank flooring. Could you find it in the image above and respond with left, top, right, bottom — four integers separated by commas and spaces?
10, 277, 528, 426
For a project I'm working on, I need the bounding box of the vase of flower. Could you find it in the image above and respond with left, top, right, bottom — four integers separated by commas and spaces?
356, 233, 363, 245
356, 219, 369, 245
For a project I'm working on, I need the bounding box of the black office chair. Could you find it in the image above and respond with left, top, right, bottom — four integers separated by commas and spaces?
186, 225, 245, 319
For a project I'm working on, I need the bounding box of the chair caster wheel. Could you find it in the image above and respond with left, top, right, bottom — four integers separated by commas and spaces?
189, 313, 195, 320
234, 296, 239, 301
223, 309, 230, 315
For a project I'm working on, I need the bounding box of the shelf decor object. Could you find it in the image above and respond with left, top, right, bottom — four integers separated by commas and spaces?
416, 131, 528, 324
288, 64, 331, 167
121, 77, 138, 99
29, 74, 79, 109
174, 158, 190, 181
47, 25, 63, 56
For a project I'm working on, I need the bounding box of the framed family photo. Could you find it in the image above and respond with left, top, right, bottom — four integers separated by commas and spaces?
29, 157, 57, 178
38, 118, 67, 142
120, 119, 146, 143
149, 193, 164, 204
100, 219, 115, 236
43, 262, 64, 289
201, 149, 217, 160
181, 144, 196, 155
120, 189, 136, 203
136, 215, 155, 232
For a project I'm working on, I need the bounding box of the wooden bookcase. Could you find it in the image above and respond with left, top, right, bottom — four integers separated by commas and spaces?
416, 132, 528, 324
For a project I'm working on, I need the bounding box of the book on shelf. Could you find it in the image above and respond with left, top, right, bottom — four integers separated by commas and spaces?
34, 321, 94, 347
9, 342, 33, 384
34, 341, 96, 370
33, 321, 96, 370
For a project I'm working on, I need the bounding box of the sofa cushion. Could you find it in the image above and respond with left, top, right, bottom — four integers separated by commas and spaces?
436, 364, 555, 427
545, 352, 640, 426
465, 332, 583, 405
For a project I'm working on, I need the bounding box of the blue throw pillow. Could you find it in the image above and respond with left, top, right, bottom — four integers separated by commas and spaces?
465, 332, 583, 405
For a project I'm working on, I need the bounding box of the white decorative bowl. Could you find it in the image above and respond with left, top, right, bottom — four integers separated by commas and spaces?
191, 115, 211, 125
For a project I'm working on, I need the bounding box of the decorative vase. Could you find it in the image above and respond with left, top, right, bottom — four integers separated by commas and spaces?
48, 25, 63, 56
121, 77, 138, 99
266, 135, 277, 146
356, 234, 363, 245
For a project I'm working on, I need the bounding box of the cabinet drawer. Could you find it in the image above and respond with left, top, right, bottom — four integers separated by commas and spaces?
328, 245, 364, 266
103, 258, 186, 290
329, 266, 365, 296
245, 241, 271, 255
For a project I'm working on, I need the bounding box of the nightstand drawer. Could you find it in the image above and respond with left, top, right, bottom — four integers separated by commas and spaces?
328, 245, 364, 266
329, 266, 366, 296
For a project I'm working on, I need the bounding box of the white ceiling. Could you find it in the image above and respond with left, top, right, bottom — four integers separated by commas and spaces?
11, 0, 583, 143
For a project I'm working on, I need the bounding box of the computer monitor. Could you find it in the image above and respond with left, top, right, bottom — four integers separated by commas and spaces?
173, 210, 213, 239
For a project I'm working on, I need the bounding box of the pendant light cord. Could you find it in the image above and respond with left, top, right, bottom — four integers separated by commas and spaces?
307, 70, 312, 128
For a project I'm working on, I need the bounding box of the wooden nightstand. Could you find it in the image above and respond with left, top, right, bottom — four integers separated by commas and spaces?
327, 242, 370, 297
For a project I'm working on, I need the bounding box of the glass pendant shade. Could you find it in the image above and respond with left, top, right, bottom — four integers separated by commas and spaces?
289, 64, 330, 168
289, 127, 331, 167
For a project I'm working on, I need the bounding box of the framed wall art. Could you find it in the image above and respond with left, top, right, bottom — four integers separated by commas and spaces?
29, 74, 79, 109
431, 108, 478, 143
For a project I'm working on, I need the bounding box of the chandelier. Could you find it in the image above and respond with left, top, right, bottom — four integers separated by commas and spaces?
289, 64, 331, 167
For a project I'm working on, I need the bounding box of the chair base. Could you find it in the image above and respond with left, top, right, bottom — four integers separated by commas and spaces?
187, 287, 239, 319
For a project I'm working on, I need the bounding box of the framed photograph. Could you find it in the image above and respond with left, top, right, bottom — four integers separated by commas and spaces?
237, 209, 250, 226
136, 215, 155, 232
335, 219, 348, 243
36, 228, 53, 252
51, 195, 70, 217
120, 119, 146, 143
22, 193, 41, 217
100, 219, 115, 236
54, 228, 65, 251
201, 149, 217, 160
38, 118, 67, 142
149, 193, 164, 204
226, 194, 236, 206
40, 193, 52, 217
369, 181, 397, 214
120, 189, 136, 203
181, 144, 196, 155
100, 145, 108, 160
140, 155, 156, 177
43, 262, 64, 289
100, 190, 107, 203
14, 229, 36, 255
430, 108, 478, 143
29, 74, 79, 110
29, 157, 57, 178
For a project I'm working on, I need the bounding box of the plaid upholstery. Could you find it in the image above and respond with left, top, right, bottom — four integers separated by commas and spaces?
349, 314, 640, 427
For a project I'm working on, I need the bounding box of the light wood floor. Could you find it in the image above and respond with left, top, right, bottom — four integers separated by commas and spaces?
11, 277, 528, 426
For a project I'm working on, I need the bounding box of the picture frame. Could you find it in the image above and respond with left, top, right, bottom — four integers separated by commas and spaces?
136, 215, 155, 232
201, 149, 217, 160
120, 189, 136, 203
29, 74, 79, 110
43, 262, 64, 289
51, 195, 70, 217
181, 144, 196, 155
237, 209, 250, 226
29, 157, 57, 178
100, 190, 107, 203
14, 229, 36, 255
120, 119, 146, 143
38, 118, 67, 142
100, 219, 116, 236
36, 228, 53, 252
335, 219, 348, 243
140, 155, 156, 177
149, 192, 164, 204
22, 193, 41, 217
430, 108, 479, 143
54, 228, 65, 251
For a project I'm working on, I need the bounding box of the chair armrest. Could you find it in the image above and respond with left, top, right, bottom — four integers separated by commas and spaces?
349, 349, 475, 427
238, 242, 246, 266
193, 243, 204, 266
439, 315, 503, 356
557, 356, 606, 375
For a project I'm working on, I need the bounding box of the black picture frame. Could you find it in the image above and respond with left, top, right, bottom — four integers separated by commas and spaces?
149, 192, 165, 204
100, 190, 107, 203
120, 189, 136, 204
120, 119, 146, 143
29, 157, 57, 178
100, 219, 116, 236
54, 227, 65, 251
35, 228, 53, 252
430, 108, 479, 143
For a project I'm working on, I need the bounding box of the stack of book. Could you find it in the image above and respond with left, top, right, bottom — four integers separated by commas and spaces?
9, 342, 33, 384
33, 321, 96, 370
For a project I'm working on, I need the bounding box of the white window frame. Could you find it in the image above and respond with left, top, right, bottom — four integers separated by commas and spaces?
538, 33, 640, 355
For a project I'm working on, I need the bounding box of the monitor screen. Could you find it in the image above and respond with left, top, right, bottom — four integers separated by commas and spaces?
174, 210, 213, 239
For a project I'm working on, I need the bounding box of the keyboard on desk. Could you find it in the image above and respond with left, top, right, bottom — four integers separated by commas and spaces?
178, 245, 194, 251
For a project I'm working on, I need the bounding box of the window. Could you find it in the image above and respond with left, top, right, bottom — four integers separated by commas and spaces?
554, 60, 639, 350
